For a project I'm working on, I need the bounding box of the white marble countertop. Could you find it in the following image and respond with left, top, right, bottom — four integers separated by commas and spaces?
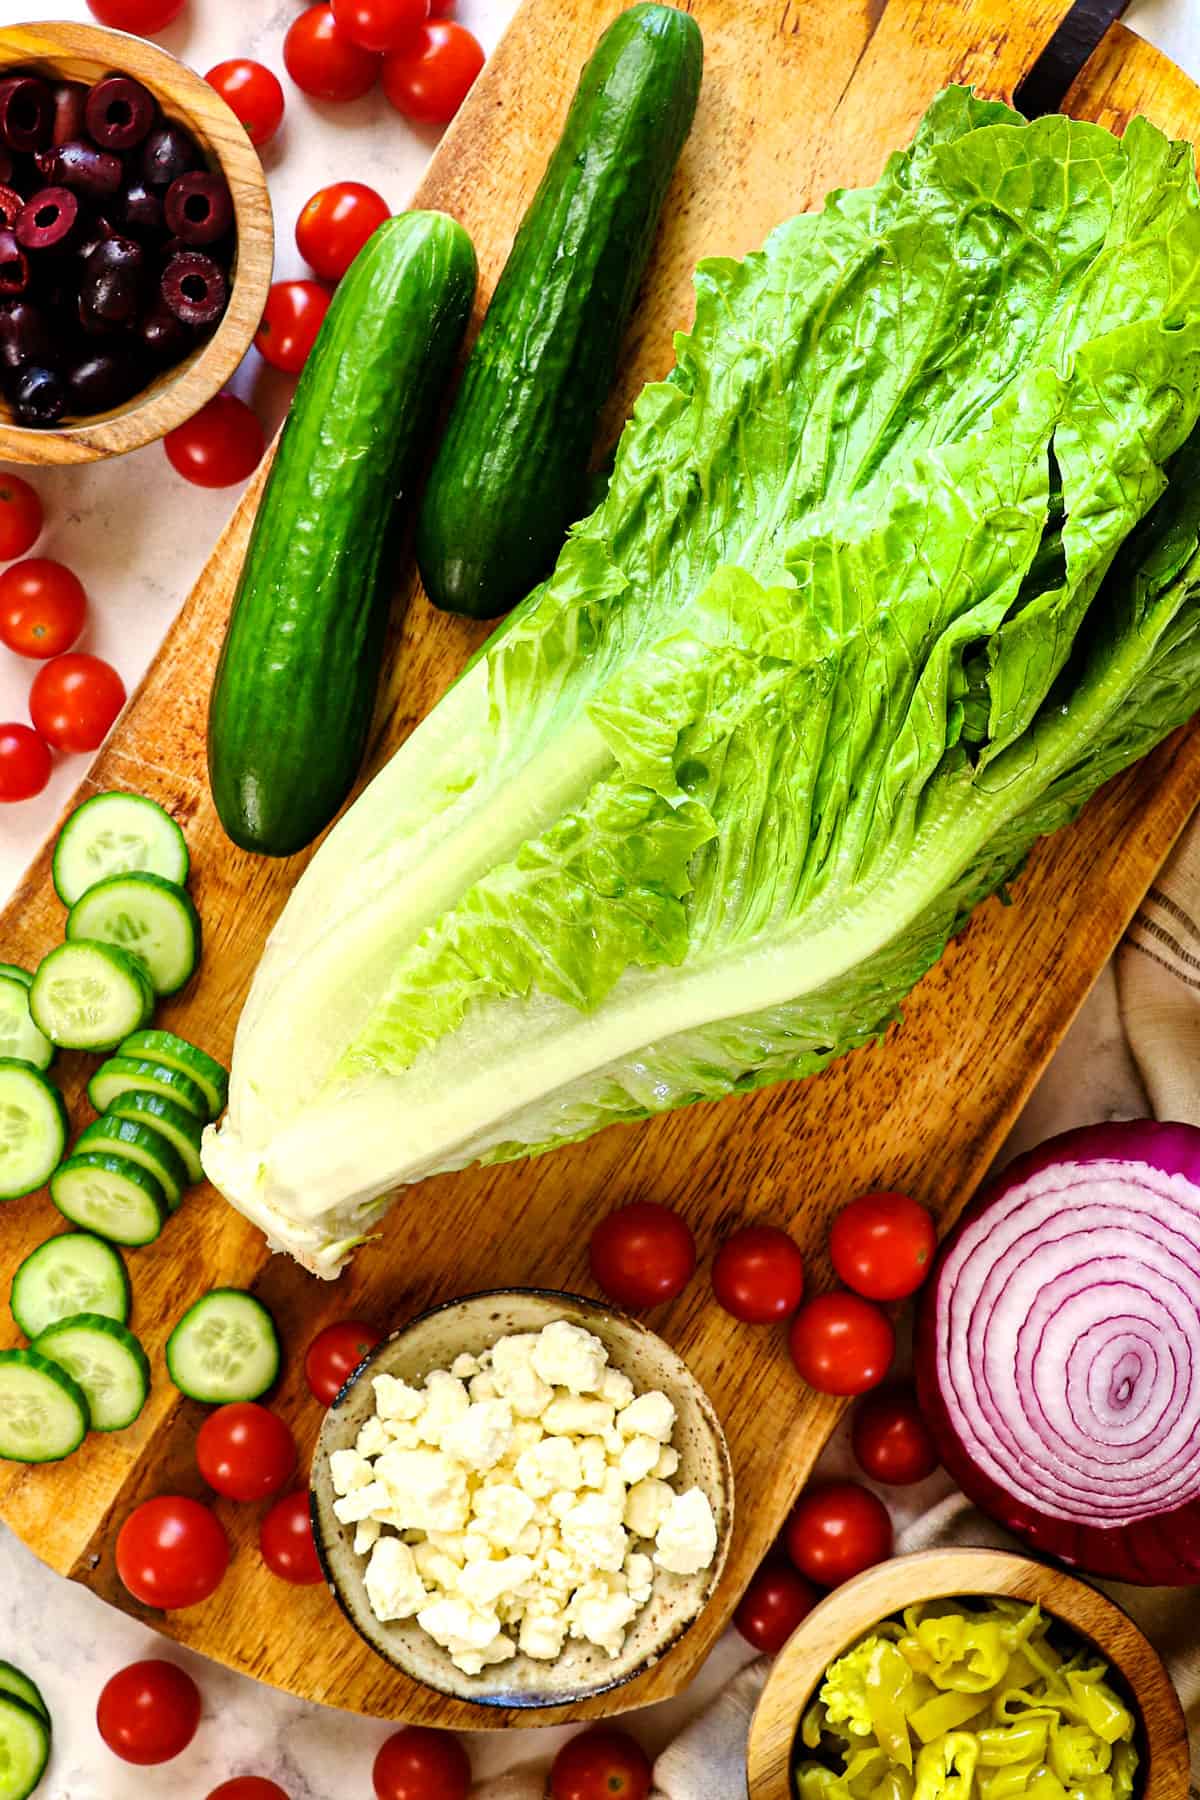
0, 0, 1195, 1795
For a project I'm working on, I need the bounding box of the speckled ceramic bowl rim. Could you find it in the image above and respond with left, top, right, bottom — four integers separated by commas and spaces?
309, 1286, 735, 1709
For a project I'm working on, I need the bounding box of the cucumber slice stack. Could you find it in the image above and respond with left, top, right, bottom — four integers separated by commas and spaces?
33, 1314, 150, 1432
0, 1685, 50, 1800
9, 1233, 129, 1340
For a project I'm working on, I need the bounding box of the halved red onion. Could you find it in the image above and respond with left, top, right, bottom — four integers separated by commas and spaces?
915, 1120, 1200, 1586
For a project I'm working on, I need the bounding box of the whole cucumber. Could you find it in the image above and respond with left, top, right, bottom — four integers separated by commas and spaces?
208, 211, 478, 857
416, 3, 703, 620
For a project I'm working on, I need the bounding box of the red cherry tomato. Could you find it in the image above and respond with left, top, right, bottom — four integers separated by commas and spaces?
115, 1496, 230, 1610
712, 1225, 805, 1323
852, 1383, 940, 1486
0, 559, 86, 659
381, 21, 484, 125
0, 723, 50, 802
785, 1480, 893, 1587
206, 60, 286, 147
296, 182, 391, 283
788, 1292, 895, 1396
29, 653, 125, 755
260, 1490, 323, 1585
305, 1319, 382, 1405
429, 0, 455, 13
165, 394, 265, 489
196, 1403, 297, 1502
830, 1191, 937, 1301
97, 1659, 201, 1765
733, 1554, 821, 1654
373, 1727, 471, 1800
255, 280, 331, 374
333, 0, 430, 53
0, 474, 43, 561
284, 5, 381, 103
550, 1728, 652, 1800
589, 1201, 696, 1309
86, 0, 186, 30
207, 1783, 291, 1800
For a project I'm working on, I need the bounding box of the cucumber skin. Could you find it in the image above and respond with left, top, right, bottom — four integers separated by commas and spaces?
416, 3, 703, 620
208, 212, 478, 858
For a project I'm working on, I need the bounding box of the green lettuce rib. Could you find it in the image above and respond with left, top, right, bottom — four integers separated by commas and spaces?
202, 90, 1200, 1275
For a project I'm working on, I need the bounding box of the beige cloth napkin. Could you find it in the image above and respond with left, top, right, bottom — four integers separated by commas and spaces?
481, 813, 1200, 1799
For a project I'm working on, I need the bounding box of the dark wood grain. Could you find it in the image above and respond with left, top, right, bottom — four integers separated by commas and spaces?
1, 0, 1198, 1731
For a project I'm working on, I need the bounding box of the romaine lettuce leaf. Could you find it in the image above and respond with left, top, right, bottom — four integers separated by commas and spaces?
202, 90, 1200, 1275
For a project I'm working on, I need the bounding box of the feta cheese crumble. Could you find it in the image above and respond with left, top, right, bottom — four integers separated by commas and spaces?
332, 1320, 720, 1675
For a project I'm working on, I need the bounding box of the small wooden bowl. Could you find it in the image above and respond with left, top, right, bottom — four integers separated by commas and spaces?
747, 1549, 1190, 1800
310, 1288, 734, 1709
0, 21, 273, 464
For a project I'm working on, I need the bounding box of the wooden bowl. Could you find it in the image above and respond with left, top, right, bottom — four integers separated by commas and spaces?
310, 1288, 734, 1709
747, 1548, 1190, 1800
0, 21, 273, 464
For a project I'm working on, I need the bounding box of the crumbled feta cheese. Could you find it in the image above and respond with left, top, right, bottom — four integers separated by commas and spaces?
414, 1542, 461, 1591
618, 1435, 662, 1486
653, 1445, 680, 1480
415, 1370, 470, 1446
364, 1539, 427, 1621
355, 1417, 390, 1458
618, 1391, 676, 1442
373, 1449, 469, 1532
520, 1613, 568, 1660
451, 1352, 480, 1379
601, 1368, 635, 1411
329, 1448, 374, 1495
471, 1483, 536, 1548
531, 1320, 608, 1395
458, 1554, 536, 1609
468, 1370, 499, 1402
577, 1437, 607, 1489
570, 1588, 639, 1657
624, 1478, 675, 1539
383, 1421, 422, 1450
441, 1399, 514, 1472
515, 1436, 582, 1498
561, 1494, 627, 1573
654, 1488, 718, 1576
333, 1480, 392, 1525
354, 1518, 382, 1556
490, 1334, 554, 1417
372, 1373, 424, 1421
625, 1551, 654, 1605
542, 1395, 615, 1437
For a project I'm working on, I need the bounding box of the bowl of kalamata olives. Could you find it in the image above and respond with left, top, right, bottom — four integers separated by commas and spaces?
0, 21, 273, 463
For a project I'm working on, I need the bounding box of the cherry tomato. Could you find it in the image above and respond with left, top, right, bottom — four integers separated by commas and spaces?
207, 1783, 291, 1800
830, 1191, 937, 1301
0, 559, 86, 659
305, 1319, 382, 1405
785, 1480, 893, 1587
96, 1659, 201, 1765
0, 724, 50, 802
260, 1490, 323, 1584
0, 474, 43, 561
206, 60, 286, 147
196, 1403, 296, 1502
429, 0, 455, 13
29, 652, 125, 755
296, 182, 391, 283
733, 1554, 820, 1654
852, 1383, 940, 1486
255, 280, 331, 374
550, 1728, 652, 1800
589, 1201, 696, 1309
788, 1292, 894, 1396
115, 1496, 230, 1610
373, 1727, 471, 1800
333, 0, 430, 53
165, 394, 265, 489
712, 1225, 805, 1323
284, 6, 381, 103
381, 21, 484, 125
86, 0, 186, 30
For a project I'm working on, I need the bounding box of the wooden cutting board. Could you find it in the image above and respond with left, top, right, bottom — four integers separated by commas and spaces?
2, 0, 1199, 1732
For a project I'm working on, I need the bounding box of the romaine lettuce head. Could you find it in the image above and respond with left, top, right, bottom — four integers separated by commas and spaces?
202, 90, 1200, 1275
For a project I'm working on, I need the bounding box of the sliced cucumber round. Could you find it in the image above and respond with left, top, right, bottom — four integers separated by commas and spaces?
0, 976, 53, 1074
167, 1288, 280, 1403
87, 1057, 208, 1122
0, 1063, 67, 1204
33, 1314, 149, 1433
0, 965, 32, 990
50, 1154, 166, 1248
0, 1664, 46, 1725
52, 790, 189, 906
76, 1115, 187, 1212
102, 1090, 203, 1184
117, 1029, 228, 1121
67, 873, 200, 998
0, 1692, 50, 1800
30, 942, 155, 1054
9, 1232, 130, 1341
0, 1347, 89, 1463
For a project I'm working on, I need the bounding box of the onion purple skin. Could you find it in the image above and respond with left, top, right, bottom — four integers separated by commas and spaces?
915, 1119, 1200, 1587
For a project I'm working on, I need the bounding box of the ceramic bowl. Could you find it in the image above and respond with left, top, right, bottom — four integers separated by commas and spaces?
310, 1287, 734, 1707
0, 20, 273, 464
746, 1547, 1189, 1800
